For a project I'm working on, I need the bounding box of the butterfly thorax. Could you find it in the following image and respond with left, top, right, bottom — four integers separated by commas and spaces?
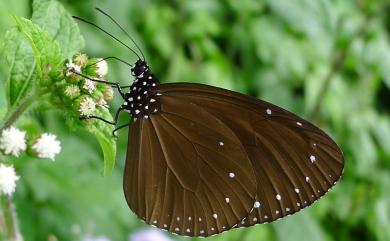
122, 60, 160, 120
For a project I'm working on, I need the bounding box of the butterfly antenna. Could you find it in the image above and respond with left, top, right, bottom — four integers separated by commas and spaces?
95, 7, 146, 61
72, 15, 142, 60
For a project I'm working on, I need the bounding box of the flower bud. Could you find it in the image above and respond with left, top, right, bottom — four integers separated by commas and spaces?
73, 53, 89, 67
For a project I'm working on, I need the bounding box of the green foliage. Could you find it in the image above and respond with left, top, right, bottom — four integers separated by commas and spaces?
0, 0, 390, 240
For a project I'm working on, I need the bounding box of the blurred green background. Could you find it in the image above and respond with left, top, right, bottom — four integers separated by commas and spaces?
1, 0, 390, 240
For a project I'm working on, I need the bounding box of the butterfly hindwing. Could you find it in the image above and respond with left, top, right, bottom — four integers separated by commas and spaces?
123, 93, 258, 237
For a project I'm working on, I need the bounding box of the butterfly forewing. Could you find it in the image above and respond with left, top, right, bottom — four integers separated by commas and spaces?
152, 83, 344, 228
123, 98, 258, 237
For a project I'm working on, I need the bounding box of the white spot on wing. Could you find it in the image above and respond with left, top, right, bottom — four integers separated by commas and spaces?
229, 172, 235, 178
254, 201, 261, 208
276, 194, 281, 200
297, 122, 302, 126
219, 141, 224, 146
305, 176, 310, 182
266, 108, 272, 115
213, 214, 218, 219
225, 197, 230, 203
294, 188, 300, 193
310, 155, 316, 163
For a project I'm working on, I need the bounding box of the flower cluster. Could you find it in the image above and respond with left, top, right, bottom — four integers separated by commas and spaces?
0, 126, 62, 161
0, 126, 62, 195
57, 54, 114, 121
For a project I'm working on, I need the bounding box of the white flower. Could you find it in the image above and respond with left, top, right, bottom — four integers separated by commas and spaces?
65, 85, 80, 98
83, 79, 97, 94
0, 164, 20, 196
96, 58, 108, 77
0, 126, 27, 157
32, 133, 61, 160
66, 61, 82, 77
79, 97, 96, 117
130, 229, 173, 241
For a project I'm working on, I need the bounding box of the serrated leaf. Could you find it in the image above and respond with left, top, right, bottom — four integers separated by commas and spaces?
32, 0, 84, 58
93, 130, 117, 176
2, 28, 37, 108
13, 15, 63, 84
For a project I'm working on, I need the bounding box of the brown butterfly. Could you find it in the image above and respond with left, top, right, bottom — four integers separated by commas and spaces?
74, 8, 344, 237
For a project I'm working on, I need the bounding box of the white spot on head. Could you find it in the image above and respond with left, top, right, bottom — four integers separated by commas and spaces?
152, 83, 156, 86
137, 96, 141, 100
143, 91, 147, 94
143, 81, 146, 85
219, 141, 224, 146
145, 105, 149, 109
254, 201, 261, 208
310, 155, 316, 163
150, 99, 156, 103
294, 188, 300, 193
276, 194, 281, 200
213, 214, 218, 219
229, 172, 235, 178
144, 115, 149, 119
266, 108, 272, 115
129, 97, 133, 101
225, 197, 230, 203
135, 109, 140, 114
297, 122, 302, 126
133, 86, 137, 90
305, 176, 310, 182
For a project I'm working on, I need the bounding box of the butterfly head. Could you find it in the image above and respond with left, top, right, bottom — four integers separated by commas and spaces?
131, 59, 149, 78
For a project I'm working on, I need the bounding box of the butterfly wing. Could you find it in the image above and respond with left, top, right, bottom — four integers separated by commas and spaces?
123, 83, 344, 236
123, 92, 258, 237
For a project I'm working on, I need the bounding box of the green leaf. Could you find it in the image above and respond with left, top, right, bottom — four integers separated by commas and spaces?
32, 0, 85, 58
93, 129, 117, 176
13, 15, 63, 84
2, 28, 37, 108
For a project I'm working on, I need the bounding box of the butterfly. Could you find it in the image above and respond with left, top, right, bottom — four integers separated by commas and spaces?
73, 8, 344, 237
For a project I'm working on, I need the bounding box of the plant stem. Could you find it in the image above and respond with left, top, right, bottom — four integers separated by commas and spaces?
0, 94, 37, 132
0, 93, 40, 240
0, 195, 21, 241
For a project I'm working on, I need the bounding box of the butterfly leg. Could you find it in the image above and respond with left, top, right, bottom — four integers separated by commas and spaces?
80, 107, 124, 126
112, 122, 130, 137
71, 70, 127, 99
